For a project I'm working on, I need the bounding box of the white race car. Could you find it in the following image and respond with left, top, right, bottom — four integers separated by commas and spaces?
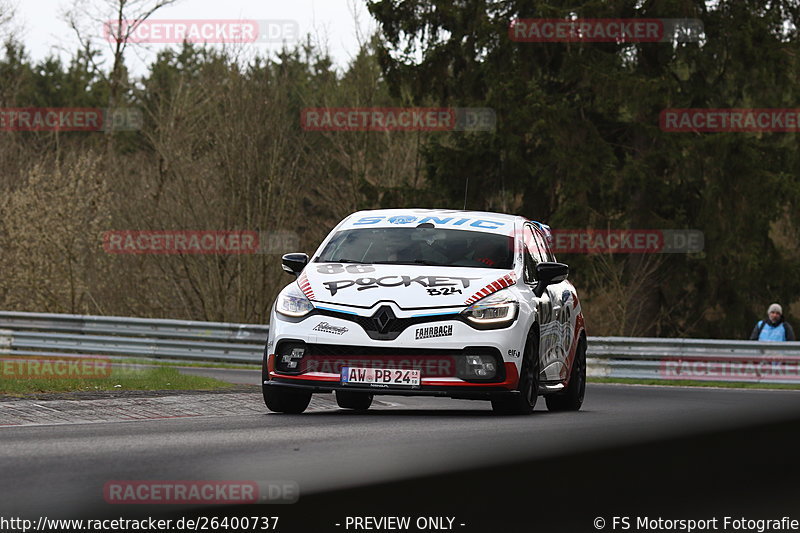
263, 209, 586, 415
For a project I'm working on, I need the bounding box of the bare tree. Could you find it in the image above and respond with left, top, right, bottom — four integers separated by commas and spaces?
0, 1, 16, 35
583, 252, 667, 337
0, 153, 112, 314
64, 0, 181, 108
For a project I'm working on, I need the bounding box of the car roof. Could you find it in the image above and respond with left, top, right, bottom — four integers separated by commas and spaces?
344, 208, 536, 226
333, 209, 551, 242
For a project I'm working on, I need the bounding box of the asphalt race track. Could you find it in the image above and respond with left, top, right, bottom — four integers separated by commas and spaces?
2, 374, 800, 532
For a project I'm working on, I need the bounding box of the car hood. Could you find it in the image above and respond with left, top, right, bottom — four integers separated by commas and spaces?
299, 263, 517, 310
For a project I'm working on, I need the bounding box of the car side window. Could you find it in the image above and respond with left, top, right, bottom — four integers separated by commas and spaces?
522, 225, 542, 283
533, 227, 555, 263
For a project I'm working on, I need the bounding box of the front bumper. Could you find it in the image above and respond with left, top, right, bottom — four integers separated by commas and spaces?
265, 347, 521, 399
264, 375, 521, 400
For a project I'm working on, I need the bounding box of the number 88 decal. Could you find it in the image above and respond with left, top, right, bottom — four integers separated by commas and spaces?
317, 264, 376, 275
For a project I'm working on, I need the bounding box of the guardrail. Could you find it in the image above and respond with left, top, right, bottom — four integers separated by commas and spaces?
0, 311, 268, 364
1, 311, 799, 384
588, 336, 800, 385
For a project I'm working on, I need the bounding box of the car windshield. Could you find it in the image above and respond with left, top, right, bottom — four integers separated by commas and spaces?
316, 227, 515, 269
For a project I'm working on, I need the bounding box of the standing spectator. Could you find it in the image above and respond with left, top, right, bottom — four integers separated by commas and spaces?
749, 303, 796, 341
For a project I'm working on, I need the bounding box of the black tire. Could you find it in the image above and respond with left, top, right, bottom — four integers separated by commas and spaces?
491, 329, 539, 415
261, 349, 311, 414
262, 384, 312, 414
336, 390, 373, 410
546, 335, 587, 412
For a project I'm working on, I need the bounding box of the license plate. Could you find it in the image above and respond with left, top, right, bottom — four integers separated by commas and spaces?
341, 367, 421, 387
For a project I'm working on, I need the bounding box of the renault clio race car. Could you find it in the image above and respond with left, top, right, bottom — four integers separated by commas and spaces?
262, 209, 586, 415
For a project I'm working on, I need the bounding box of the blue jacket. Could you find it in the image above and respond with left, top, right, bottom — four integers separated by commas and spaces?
750, 318, 796, 342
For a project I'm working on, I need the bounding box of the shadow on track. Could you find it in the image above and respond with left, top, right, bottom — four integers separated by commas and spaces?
177, 412, 800, 533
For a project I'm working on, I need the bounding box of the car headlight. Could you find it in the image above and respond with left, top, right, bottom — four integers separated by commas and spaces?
461, 290, 518, 327
276, 284, 314, 318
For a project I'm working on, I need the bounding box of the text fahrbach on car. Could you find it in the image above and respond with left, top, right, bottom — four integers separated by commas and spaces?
263, 209, 586, 415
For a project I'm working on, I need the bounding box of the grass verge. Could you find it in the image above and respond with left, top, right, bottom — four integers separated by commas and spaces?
120, 358, 260, 370
0, 365, 235, 395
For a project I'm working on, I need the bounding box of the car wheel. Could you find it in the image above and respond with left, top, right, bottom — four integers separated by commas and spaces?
262, 384, 312, 414
491, 329, 539, 415
546, 335, 586, 412
336, 390, 373, 411
261, 347, 312, 413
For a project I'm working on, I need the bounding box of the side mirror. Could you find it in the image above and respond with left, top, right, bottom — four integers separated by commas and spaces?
281, 253, 309, 277
533, 262, 569, 297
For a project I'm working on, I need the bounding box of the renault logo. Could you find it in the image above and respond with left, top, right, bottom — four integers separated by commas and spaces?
372, 306, 396, 334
